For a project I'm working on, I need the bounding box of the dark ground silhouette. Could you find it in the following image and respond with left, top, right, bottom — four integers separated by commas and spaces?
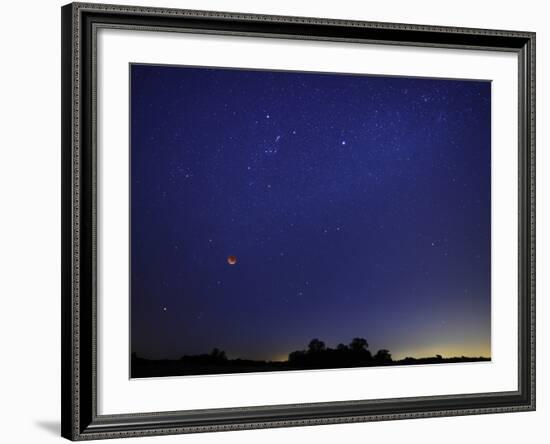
131, 338, 490, 378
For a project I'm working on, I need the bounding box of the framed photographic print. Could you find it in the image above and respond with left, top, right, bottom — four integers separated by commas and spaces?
61, 2, 536, 440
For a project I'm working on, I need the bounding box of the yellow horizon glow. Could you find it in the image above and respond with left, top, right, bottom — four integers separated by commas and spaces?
264, 342, 490, 363
391, 342, 491, 361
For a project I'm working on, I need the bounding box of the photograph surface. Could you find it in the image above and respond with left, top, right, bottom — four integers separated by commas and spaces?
130, 64, 491, 378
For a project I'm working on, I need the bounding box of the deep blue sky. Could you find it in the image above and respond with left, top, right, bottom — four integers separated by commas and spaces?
130, 64, 491, 362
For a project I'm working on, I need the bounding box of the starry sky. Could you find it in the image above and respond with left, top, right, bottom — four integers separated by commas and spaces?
130, 64, 491, 362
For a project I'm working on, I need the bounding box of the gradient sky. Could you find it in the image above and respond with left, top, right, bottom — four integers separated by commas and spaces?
130, 64, 491, 362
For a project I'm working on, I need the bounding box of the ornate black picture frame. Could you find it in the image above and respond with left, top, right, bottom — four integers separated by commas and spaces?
61, 2, 535, 440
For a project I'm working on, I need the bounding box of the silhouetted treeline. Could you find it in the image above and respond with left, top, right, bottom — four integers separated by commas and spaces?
177, 347, 228, 365
131, 338, 490, 378
288, 338, 393, 368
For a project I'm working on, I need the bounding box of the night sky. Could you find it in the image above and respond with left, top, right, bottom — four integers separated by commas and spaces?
130, 64, 491, 362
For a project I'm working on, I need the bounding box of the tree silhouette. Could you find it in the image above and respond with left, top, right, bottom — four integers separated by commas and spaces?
350, 337, 368, 352
210, 348, 227, 361
374, 349, 392, 364
288, 350, 306, 363
336, 343, 349, 352
308, 338, 326, 353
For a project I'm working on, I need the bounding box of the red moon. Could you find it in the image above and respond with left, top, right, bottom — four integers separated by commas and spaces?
227, 255, 237, 265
